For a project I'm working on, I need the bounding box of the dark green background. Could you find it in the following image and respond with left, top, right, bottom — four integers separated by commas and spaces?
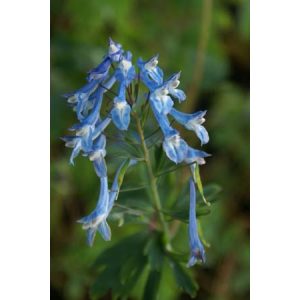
51, 0, 249, 299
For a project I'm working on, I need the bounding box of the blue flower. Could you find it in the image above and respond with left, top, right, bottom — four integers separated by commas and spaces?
149, 72, 185, 115
77, 177, 110, 246
87, 56, 111, 82
92, 117, 112, 140
170, 108, 209, 145
137, 54, 163, 90
108, 38, 123, 62
150, 101, 188, 163
184, 146, 211, 166
87, 134, 107, 178
115, 51, 136, 87
69, 90, 103, 136
64, 80, 100, 120
111, 84, 131, 130
61, 130, 92, 165
188, 178, 206, 267
165, 72, 186, 102
163, 130, 188, 164
150, 85, 174, 115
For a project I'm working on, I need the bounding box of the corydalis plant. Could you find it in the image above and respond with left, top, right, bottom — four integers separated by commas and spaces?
63, 38, 211, 267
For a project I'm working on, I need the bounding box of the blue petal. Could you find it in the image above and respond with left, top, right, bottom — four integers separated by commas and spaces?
93, 118, 111, 140
194, 125, 209, 145
188, 179, 206, 266
87, 56, 111, 82
170, 108, 206, 124
70, 143, 81, 165
98, 220, 111, 241
150, 93, 174, 115
169, 89, 186, 102
163, 135, 188, 164
93, 157, 107, 178
111, 102, 131, 130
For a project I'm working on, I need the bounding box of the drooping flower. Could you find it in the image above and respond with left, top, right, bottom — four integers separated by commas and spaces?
170, 108, 209, 145
137, 54, 163, 90
149, 85, 174, 115
77, 177, 110, 246
163, 130, 188, 164
111, 84, 131, 130
61, 130, 92, 165
87, 134, 107, 178
188, 178, 206, 267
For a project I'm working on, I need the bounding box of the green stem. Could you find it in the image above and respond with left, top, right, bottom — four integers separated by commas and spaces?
133, 112, 172, 248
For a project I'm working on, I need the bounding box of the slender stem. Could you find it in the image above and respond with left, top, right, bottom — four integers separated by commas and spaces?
133, 112, 172, 248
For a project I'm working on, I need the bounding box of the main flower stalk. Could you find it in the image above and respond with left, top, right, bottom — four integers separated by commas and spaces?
133, 111, 171, 248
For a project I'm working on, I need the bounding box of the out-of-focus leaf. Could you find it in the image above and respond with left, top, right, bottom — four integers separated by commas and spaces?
203, 183, 222, 203
167, 256, 198, 297
144, 233, 164, 271
90, 232, 148, 298
143, 270, 161, 300
163, 206, 211, 223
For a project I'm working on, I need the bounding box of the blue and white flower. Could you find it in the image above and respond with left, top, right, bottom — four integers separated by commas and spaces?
108, 38, 123, 62
149, 85, 174, 115
163, 130, 188, 164
188, 178, 206, 267
165, 72, 186, 102
170, 108, 209, 145
87, 56, 111, 82
115, 51, 136, 87
87, 134, 107, 178
77, 177, 110, 246
137, 54, 163, 90
111, 85, 131, 130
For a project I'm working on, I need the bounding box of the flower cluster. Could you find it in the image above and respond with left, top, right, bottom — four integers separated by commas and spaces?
63, 39, 210, 266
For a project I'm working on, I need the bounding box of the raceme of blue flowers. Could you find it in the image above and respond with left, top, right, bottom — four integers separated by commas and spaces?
62, 38, 210, 267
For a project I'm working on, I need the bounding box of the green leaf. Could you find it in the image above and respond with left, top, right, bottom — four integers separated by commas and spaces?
90, 232, 148, 299
144, 233, 164, 271
194, 164, 210, 206
203, 183, 222, 203
162, 206, 211, 223
143, 270, 161, 300
167, 257, 198, 297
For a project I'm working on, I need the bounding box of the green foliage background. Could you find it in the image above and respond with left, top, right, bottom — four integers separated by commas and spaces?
51, 0, 249, 299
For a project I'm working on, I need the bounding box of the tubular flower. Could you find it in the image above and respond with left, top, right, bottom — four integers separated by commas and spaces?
188, 178, 206, 267
169, 108, 209, 145
77, 177, 110, 246
137, 54, 163, 90
111, 84, 131, 130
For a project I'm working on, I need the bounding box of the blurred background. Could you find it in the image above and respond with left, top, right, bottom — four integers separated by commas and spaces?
51, 0, 249, 299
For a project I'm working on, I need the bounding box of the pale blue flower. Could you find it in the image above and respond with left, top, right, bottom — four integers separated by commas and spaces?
188, 178, 206, 267
115, 51, 136, 87
149, 85, 174, 115
77, 177, 110, 246
111, 84, 131, 130
108, 38, 123, 62
87, 134, 107, 178
165, 72, 186, 102
61, 129, 92, 165
170, 108, 209, 145
163, 130, 188, 164
184, 146, 211, 166
87, 56, 111, 82
137, 54, 163, 90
